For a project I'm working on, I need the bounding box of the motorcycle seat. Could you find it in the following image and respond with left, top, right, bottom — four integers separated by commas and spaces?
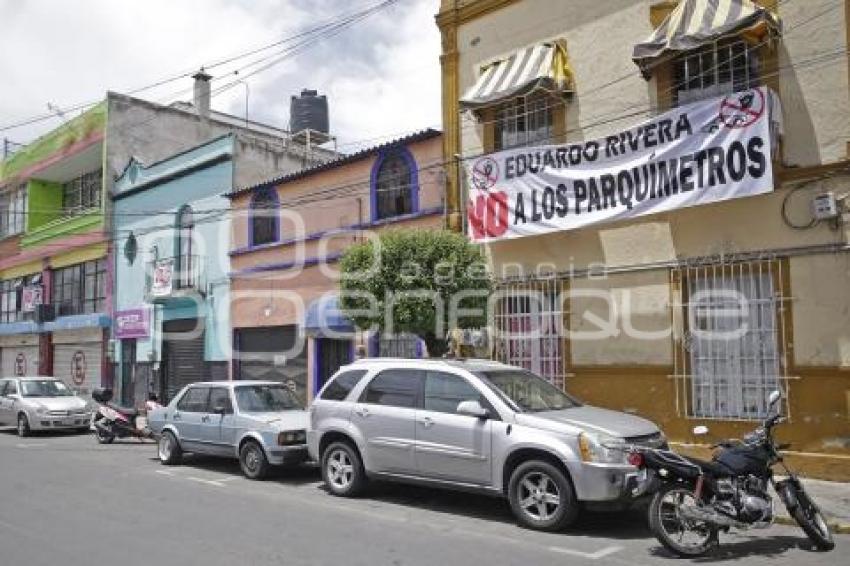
682, 455, 730, 477
107, 402, 138, 418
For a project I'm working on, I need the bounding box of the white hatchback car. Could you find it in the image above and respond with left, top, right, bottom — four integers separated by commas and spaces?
0, 376, 91, 436
148, 381, 309, 479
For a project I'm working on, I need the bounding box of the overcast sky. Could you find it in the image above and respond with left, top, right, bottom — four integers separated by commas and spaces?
0, 0, 442, 153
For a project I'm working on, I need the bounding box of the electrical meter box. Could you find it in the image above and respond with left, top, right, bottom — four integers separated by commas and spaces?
812, 192, 839, 220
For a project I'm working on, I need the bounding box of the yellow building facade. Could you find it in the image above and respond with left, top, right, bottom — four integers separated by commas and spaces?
437, 0, 850, 479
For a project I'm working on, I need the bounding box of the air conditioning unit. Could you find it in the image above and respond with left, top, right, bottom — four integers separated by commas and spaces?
34, 304, 56, 323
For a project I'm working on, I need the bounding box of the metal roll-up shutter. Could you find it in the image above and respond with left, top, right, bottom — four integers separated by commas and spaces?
52, 341, 102, 398
235, 326, 307, 406
163, 318, 206, 402
1, 346, 40, 377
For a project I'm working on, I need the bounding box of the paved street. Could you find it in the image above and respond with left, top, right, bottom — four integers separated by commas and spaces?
0, 429, 846, 566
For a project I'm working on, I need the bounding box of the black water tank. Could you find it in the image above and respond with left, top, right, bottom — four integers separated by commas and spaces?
290, 89, 329, 134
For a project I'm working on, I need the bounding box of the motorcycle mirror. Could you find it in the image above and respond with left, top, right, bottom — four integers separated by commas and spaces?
693, 425, 709, 436
768, 390, 781, 407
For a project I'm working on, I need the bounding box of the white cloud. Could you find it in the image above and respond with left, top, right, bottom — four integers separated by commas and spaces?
0, 0, 442, 152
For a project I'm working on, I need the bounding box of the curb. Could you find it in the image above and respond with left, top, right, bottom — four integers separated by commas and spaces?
774, 515, 850, 535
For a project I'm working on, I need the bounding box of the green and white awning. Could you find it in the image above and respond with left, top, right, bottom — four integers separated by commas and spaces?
460, 41, 574, 110
633, 0, 781, 75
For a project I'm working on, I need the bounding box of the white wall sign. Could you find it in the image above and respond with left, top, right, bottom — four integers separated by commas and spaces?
466, 87, 779, 242
151, 259, 174, 297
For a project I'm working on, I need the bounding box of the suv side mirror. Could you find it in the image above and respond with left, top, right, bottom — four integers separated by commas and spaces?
457, 400, 489, 419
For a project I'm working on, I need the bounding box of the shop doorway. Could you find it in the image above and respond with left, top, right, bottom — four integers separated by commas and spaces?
315, 338, 352, 394
120, 339, 136, 406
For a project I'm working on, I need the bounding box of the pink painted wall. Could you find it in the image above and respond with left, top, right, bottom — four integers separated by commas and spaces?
230, 134, 444, 329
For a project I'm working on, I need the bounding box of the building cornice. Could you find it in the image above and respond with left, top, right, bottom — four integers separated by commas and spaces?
435, 0, 521, 29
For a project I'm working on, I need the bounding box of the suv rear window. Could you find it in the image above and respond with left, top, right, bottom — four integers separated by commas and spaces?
319, 369, 368, 401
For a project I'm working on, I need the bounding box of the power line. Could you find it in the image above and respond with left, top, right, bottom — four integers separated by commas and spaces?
0, 0, 404, 135
3, 39, 848, 227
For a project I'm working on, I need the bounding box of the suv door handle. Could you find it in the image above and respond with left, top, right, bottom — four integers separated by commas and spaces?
420, 416, 434, 428
354, 407, 370, 418
201, 415, 210, 423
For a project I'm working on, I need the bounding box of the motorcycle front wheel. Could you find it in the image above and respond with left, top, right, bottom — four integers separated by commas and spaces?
649, 483, 719, 557
789, 485, 835, 551
95, 425, 115, 444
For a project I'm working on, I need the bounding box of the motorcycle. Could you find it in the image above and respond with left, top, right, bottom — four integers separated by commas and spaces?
628, 390, 834, 557
91, 388, 159, 444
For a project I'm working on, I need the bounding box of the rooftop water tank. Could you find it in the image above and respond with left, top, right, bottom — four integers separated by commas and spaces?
290, 89, 329, 134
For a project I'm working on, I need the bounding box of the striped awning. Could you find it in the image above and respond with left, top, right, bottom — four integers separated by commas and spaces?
460, 41, 574, 110
633, 0, 781, 75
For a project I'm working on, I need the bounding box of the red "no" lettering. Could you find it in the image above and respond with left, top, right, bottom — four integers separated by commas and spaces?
468, 192, 508, 240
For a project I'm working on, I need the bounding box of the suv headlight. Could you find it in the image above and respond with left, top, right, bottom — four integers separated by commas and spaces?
277, 430, 307, 446
34, 405, 48, 415
578, 432, 626, 464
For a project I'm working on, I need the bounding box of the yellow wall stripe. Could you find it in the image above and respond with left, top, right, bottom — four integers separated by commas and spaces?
0, 260, 43, 279
50, 242, 108, 269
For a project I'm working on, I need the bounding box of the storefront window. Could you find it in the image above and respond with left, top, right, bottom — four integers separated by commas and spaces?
52, 259, 107, 316
0, 275, 38, 323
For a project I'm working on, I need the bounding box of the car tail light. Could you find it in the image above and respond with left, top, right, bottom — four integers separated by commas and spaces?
627, 452, 644, 468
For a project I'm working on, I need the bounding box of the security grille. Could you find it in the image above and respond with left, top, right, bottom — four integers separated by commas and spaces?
674, 39, 759, 106
493, 278, 567, 389
376, 333, 421, 358
671, 258, 791, 420
494, 95, 554, 151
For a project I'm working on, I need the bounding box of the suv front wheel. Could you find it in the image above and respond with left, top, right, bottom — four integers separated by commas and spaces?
321, 441, 366, 497
508, 460, 579, 531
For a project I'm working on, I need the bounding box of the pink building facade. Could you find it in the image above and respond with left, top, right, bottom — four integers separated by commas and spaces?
227, 130, 444, 405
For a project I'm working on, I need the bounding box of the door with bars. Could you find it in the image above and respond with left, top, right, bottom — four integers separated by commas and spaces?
676, 261, 786, 420
494, 281, 566, 390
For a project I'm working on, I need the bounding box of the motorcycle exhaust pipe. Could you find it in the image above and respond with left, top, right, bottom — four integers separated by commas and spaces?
679, 504, 744, 529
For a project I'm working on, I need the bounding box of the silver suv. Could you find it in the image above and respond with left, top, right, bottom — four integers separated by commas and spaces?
308, 358, 665, 531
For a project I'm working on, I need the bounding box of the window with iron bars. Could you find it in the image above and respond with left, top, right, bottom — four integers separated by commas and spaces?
62, 169, 102, 215
493, 280, 566, 390
494, 95, 554, 151
0, 184, 26, 238
672, 259, 790, 420
673, 39, 760, 107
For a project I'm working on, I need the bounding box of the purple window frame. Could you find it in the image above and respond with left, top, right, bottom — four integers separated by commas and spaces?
369, 145, 420, 222
249, 188, 280, 247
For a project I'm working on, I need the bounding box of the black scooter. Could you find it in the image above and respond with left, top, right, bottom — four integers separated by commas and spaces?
629, 390, 834, 557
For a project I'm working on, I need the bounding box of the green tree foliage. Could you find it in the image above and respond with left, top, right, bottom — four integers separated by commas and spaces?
339, 229, 492, 357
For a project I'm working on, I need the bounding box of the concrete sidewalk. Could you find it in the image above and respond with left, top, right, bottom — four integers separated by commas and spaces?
773, 478, 850, 534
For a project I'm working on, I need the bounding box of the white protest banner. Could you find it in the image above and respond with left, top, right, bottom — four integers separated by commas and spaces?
466, 87, 779, 242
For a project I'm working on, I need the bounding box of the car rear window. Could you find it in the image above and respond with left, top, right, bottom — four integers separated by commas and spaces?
318, 369, 368, 401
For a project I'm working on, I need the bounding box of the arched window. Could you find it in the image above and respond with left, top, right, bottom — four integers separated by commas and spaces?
175, 205, 194, 288
251, 189, 279, 246
371, 148, 418, 221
